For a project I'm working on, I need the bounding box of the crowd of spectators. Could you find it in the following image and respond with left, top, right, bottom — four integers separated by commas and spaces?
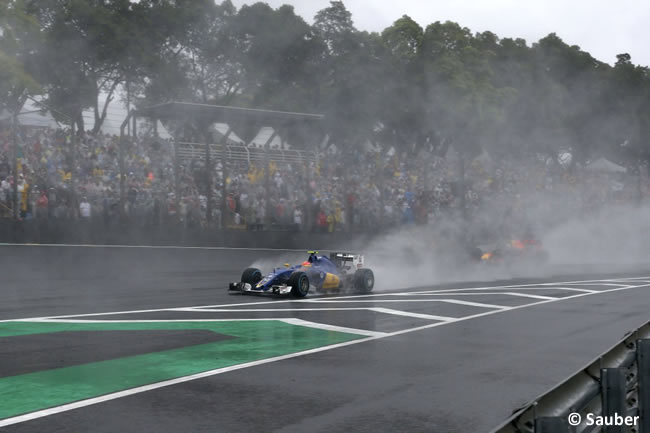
0, 125, 646, 237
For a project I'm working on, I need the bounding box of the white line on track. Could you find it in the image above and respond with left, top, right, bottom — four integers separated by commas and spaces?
557, 283, 628, 287
415, 286, 599, 294
502, 292, 557, 300
367, 307, 456, 321
379, 292, 557, 300
1, 281, 649, 427
174, 306, 481, 319
3, 277, 648, 324
507, 292, 556, 299
16, 317, 387, 337
606, 276, 650, 280
281, 318, 387, 337
301, 299, 509, 309
0, 335, 376, 429
434, 299, 509, 309
542, 287, 599, 293
174, 307, 399, 313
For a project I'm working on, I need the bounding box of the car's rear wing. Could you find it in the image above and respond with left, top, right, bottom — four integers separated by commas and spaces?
330, 252, 364, 269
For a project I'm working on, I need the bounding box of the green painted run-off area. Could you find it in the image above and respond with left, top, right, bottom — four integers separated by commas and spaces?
0, 320, 363, 420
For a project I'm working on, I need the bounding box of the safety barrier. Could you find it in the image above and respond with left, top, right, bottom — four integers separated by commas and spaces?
492, 321, 650, 433
0, 219, 373, 250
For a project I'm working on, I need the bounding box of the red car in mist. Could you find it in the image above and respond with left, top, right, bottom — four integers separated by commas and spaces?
479, 238, 549, 264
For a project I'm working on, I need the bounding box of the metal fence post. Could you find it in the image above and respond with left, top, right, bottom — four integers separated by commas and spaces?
601, 368, 627, 433
638, 339, 650, 433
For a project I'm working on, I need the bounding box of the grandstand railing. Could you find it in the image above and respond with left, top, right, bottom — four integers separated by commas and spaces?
176, 141, 317, 164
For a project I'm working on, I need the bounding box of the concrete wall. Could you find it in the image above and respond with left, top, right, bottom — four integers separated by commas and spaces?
0, 219, 375, 250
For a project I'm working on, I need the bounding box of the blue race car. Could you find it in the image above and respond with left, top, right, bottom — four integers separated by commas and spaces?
228, 251, 375, 297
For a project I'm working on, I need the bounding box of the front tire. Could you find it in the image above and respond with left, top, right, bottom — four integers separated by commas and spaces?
241, 268, 263, 285
354, 269, 374, 293
288, 271, 310, 298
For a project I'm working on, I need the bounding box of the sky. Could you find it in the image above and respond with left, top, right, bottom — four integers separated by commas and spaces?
232, 0, 650, 67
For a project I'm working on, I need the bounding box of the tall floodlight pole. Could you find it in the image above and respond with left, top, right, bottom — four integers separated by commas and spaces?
71, 121, 78, 216
11, 112, 19, 220
263, 130, 278, 228
204, 128, 212, 223
173, 134, 180, 224
214, 127, 232, 227
220, 128, 229, 227
119, 110, 134, 220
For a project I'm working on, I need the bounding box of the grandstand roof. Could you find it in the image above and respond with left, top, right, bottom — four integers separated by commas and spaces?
135, 102, 324, 125
135, 101, 325, 148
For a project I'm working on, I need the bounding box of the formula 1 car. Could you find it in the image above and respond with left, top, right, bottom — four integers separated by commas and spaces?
228, 251, 374, 297
478, 239, 549, 264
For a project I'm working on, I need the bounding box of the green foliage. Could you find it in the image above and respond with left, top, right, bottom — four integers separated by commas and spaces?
1, 0, 648, 163
0, 0, 42, 112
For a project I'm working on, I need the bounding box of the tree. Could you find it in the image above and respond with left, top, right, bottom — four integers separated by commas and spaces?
419, 21, 513, 159
310, 1, 392, 149
313, 0, 356, 56
28, 0, 203, 132
232, 3, 321, 112
377, 16, 430, 155
0, 0, 42, 114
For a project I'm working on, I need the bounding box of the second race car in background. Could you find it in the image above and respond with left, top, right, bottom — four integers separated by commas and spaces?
478, 238, 550, 264
228, 251, 375, 297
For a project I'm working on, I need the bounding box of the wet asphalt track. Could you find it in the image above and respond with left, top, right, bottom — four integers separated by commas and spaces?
1, 245, 650, 433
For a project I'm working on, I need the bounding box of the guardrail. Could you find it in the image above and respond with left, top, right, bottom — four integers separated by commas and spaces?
176, 141, 317, 164
492, 321, 650, 433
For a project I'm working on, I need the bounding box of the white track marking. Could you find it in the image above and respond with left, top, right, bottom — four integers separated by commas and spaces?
554, 287, 598, 293
302, 299, 508, 307
367, 307, 456, 321
281, 318, 387, 337
404, 292, 557, 301
18, 317, 386, 338
4, 278, 649, 323
378, 292, 557, 300
416, 286, 604, 294
1, 282, 649, 427
611, 279, 650, 284
502, 292, 556, 300
174, 306, 483, 320
434, 299, 509, 309
475, 287, 597, 294
174, 307, 396, 313
0, 335, 376, 429
384, 283, 650, 337
593, 276, 650, 281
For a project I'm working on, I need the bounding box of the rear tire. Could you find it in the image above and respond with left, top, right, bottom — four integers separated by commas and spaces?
288, 271, 310, 298
354, 269, 374, 293
241, 268, 263, 285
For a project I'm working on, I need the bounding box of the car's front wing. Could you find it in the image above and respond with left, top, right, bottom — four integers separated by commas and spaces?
228, 282, 293, 295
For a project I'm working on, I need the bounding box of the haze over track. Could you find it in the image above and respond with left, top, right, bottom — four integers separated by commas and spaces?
1, 245, 649, 432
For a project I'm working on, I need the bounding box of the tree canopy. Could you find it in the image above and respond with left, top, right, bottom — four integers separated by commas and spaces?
1, 0, 648, 163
